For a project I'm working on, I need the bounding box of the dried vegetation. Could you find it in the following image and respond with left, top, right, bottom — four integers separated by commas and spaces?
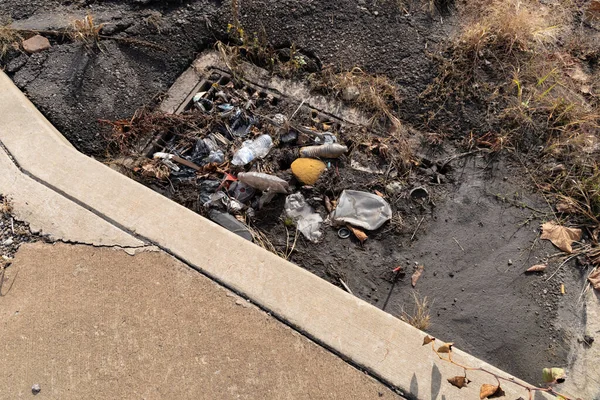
423, 0, 600, 267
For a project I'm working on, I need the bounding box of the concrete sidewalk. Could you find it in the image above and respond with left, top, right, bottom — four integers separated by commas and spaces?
0, 242, 399, 399
0, 68, 572, 399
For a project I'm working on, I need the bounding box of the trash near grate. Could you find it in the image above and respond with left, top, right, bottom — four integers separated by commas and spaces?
133, 52, 394, 243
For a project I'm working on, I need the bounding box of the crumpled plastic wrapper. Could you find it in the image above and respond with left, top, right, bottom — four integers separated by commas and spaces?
284, 193, 323, 243
331, 190, 392, 230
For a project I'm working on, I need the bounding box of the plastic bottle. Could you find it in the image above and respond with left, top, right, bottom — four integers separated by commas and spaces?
232, 134, 273, 166
238, 172, 289, 193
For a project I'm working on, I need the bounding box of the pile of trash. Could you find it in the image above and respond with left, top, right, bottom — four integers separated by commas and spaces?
138, 81, 394, 244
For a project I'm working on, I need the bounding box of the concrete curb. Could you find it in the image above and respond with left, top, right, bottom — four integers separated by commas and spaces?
0, 71, 558, 400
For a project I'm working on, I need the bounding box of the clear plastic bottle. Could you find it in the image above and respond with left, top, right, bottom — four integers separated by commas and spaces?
232, 134, 273, 166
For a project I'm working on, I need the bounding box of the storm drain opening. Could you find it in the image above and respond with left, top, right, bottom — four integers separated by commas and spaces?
104, 50, 584, 386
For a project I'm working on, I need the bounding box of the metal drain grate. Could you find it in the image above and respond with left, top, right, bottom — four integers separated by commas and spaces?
141, 67, 350, 158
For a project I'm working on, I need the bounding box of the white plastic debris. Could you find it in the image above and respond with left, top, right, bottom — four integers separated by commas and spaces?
331, 190, 392, 230
232, 134, 273, 166
284, 193, 323, 243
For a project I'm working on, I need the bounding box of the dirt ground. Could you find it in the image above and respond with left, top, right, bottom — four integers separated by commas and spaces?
0, 0, 591, 388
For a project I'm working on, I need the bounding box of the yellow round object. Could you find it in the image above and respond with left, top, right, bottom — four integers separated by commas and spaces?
291, 158, 326, 185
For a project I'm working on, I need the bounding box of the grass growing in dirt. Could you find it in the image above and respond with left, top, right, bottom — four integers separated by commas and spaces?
423, 0, 600, 232
0, 21, 21, 60
401, 292, 431, 330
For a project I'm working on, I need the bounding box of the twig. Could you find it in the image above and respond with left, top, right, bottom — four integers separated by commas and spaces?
10, 218, 14, 235
452, 237, 464, 251
289, 99, 306, 122
411, 216, 425, 241
339, 278, 353, 295
426, 340, 576, 400
546, 254, 578, 281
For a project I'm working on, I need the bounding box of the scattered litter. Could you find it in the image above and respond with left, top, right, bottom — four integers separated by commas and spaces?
346, 224, 368, 244
411, 264, 424, 288
385, 181, 403, 195
540, 221, 582, 253
153, 152, 202, 171
284, 193, 323, 243
560, 283, 565, 294
228, 181, 256, 203
300, 143, 348, 158
332, 190, 392, 230
232, 134, 273, 165
526, 264, 547, 273
291, 158, 326, 185
238, 172, 289, 193
337, 227, 351, 239
410, 186, 429, 200
208, 210, 253, 241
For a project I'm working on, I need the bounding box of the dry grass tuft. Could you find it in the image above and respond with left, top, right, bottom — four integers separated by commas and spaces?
69, 14, 103, 47
401, 292, 432, 331
0, 21, 22, 60
0, 196, 12, 215
313, 66, 402, 129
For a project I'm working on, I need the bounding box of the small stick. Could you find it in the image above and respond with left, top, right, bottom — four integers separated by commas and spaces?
411, 216, 425, 241
10, 218, 14, 234
339, 279, 353, 295
452, 237, 464, 251
289, 99, 306, 122
545, 254, 578, 281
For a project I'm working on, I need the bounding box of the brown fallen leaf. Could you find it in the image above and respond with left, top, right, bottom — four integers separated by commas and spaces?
422, 335, 435, 345
447, 376, 470, 389
540, 221, 582, 253
346, 224, 368, 244
437, 342, 453, 353
588, 268, 600, 291
526, 264, 547, 273
324, 196, 333, 213
411, 265, 424, 288
556, 201, 577, 214
480, 383, 505, 399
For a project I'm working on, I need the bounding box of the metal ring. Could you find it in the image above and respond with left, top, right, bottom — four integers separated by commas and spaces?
337, 227, 351, 239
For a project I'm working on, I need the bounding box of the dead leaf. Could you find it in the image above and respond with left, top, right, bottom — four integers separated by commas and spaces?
447, 376, 470, 389
346, 224, 368, 244
526, 264, 547, 273
324, 196, 333, 213
422, 335, 435, 345
556, 201, 577, 214
375, 190, 385, 198
480, 384, 505, 399
411, 265, 424, 287
437, 342, 453, 353
588, 268, 600, 291
567, 65, 590, 83
540, 221, 582, 253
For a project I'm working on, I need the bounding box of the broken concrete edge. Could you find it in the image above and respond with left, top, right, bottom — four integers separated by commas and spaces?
0, 70, 562, 400
0, 141, 145, 248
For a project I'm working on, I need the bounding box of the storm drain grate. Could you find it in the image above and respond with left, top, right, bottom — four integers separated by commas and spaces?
141, 67, 352, 158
